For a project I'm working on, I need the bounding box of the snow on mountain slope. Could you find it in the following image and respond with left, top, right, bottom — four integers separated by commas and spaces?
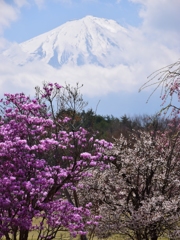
5, 16, 133, 68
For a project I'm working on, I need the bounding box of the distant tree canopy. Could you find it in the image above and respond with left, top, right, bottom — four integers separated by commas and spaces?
55, 107, 171, 141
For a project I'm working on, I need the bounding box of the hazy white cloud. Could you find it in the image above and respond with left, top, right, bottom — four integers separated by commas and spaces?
54, 0, 98, 4
0, 1, 19, 34
0, 53, 163, 116
0, 0, 46, 35
0, 56, 136, 97
129, 0, 180, 53
0, 38, 12, 52
130, 0, 180, 31
34, 0, 46, 8
14, 0, 28, 7
0, 0, 54, 56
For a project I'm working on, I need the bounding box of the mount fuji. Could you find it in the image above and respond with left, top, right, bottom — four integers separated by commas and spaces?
4, 16, 133, 68
1, 15, 177, 116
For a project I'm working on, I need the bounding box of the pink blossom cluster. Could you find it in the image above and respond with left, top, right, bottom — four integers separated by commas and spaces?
0, 83, 112, 239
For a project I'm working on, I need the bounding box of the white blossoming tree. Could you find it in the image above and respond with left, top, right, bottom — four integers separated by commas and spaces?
77, 127, 180, 240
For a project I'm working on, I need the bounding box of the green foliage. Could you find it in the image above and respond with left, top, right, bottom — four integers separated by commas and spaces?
56, 106, 172, 141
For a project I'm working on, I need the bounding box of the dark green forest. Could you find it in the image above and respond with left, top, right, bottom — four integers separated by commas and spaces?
57, 108, 171, 141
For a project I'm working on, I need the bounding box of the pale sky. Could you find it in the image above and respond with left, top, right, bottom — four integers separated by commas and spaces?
0, 0, 180, 117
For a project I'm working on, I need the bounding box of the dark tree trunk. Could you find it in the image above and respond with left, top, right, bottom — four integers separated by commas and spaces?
19, 230, 29, 240
135, 230, 143, 240
80, 235, 88, 240
150, 230, 158, 240
151, 236, 158, 240
5, 233, 11, 240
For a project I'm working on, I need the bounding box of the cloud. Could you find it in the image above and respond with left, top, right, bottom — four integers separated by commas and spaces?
0, 52, 164, 117
0, 0, 61, 53
0, 38, 12, 52
130, 0, 180, 31
34, 0, 46, 8
129, 0, 180, 53
14, 0, 28, 7
0, 56, 136, 97
0, 1, 20, 34
0, 0, 50, 35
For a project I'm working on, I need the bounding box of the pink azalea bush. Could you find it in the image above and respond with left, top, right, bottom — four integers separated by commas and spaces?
0, 83, 112, 240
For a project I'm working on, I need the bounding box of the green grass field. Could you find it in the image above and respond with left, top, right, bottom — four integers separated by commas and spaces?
1, 231, 169, 240
27, 231, 169, 240
2, 217, 170, 240
3, 229, 169, 240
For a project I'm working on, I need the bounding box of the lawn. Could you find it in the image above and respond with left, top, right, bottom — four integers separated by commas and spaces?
1, 231, 170, 240
1, 218, 170, 240
27, 231, 169, 240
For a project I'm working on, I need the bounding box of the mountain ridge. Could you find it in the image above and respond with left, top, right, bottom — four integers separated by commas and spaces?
4, 15, 132, 68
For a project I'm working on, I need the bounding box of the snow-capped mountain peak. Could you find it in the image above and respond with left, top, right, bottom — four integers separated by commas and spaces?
4, 15, 131, 68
